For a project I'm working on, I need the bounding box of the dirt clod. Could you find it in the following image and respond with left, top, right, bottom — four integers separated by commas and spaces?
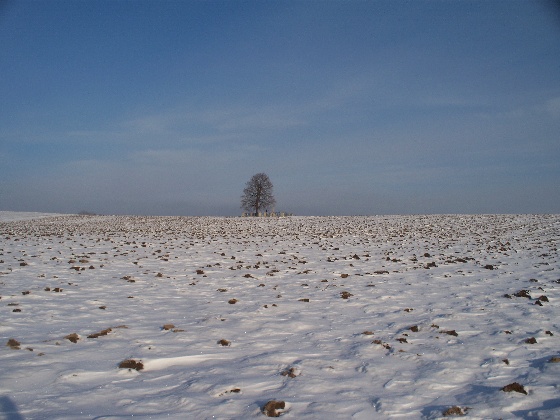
281, 367, 299, 378
262, 400, 286, 417
514, 290, 531, 299
87, 328, 112, 338
6, 338, 21, 349
65, 333, 80, 343
442, 406, 464, 416
118, 359, 144, 371
502, 382, 527, 395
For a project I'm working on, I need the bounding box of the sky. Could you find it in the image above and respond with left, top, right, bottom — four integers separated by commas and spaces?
1, 0, 559, 216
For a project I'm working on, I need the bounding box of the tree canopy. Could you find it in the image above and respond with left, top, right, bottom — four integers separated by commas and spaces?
241, 173, 276, 215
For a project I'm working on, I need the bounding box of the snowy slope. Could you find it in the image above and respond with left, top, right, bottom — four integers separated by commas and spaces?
0, 214, 559, 419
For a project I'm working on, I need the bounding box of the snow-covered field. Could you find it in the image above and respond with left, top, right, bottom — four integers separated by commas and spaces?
0, 213, 559, 419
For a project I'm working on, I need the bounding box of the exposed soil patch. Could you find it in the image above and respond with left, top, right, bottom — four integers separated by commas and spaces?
281, 367, 299, 378
228, 299, 238, 304
262, 400, 286, 417
6, 338, 21, 349
442, 330, 458, 337
87, 328, 112, 338
218, 339, 231, 346
502, 382, 527, 395
64, 333, 80, 343
118, 359, 144, 371
340, 291, 353, 299
442, 405, 465, 416
162, 324, 175, 331
514, 290, 531, 299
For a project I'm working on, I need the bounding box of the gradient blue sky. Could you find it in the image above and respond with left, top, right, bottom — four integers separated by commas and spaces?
1, 0, 559, 216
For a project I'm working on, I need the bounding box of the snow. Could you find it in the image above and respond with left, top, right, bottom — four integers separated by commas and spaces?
0, 211, 69, 223
0, 214, 559, 419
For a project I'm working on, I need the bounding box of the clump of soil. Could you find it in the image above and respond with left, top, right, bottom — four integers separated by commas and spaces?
6, 338, 21, 349
281, 367, 299, 378
340, 274, 349, 278
340, 291, 353, 299
502, 382, 527, 395
162, 324, 175, 330
64, 333, 80, 343
362, 331, 374, 335
262, 400, 286, 417
409, 325, 419, 332
118, 359, 144, 371
374, 270, 389, 274
514, 290, 531, 299
442, 330, 458, 337
196, 269, 204, 274
228, 299, 238, 304
483, 264, 495, 270
218, 339, 231, 346
442, 406, 465, 416
298, 298, 309, 302
549, 356, 560, 363
525, 337, 537, 344
87, 328, 112, 338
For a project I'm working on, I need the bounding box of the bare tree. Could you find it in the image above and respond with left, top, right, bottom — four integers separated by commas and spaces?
241, 173, 276, 215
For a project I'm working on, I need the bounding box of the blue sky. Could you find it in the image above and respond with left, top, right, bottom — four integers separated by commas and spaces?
1, 0, 559, 216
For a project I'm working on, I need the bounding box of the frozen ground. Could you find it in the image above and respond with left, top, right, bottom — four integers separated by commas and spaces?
0, 212, 70, 223
0, 213, 559, 419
